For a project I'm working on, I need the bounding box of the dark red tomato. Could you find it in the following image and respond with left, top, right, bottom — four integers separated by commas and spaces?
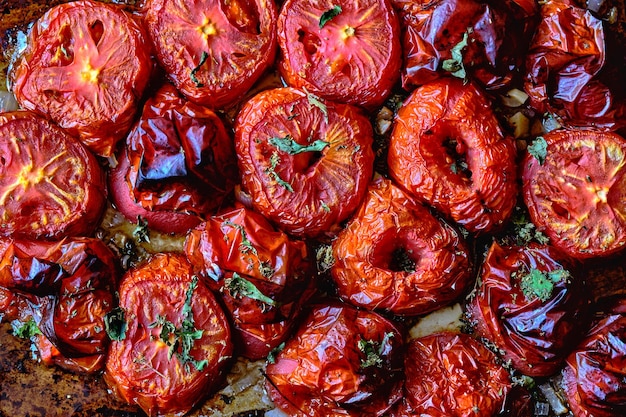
0, 111, 106, 240
277, 0, 401, 108
562, 298, 626, 417
0, 237, 118, 373
265, 302, 404, 417
145, 0, 277, 109
184, 205, 314, 359
109, 83, 238, 235
235, 87, 374, 238
391, 0, 538, 90
467, 241, 588, 376
524, 0, 626, 131
10, 0, 152, 157
522, 129, 626, 259
331, 176, 471, 316
105, 253, 233, 416
388, 78, 518, 234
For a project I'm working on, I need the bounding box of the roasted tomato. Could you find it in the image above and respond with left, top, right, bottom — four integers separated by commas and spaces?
277, 0, 401, 108
388, 78, 518, 234
467, 242, 588, 376
524, 0, 626, 131
109, 83, 238, 235
0, 237, 118, 373
391, 0, 538, 91
265, 302, 404, 416
9, 0, 152, 156
331, 176, 471, 316
522, 129, 626, 259
0, 111, 106, 240
184, 205, 314, 360
105, 253, 233, 416
145, 0, 277, 109
562, 297, 626, 417
235, 87, 374, 238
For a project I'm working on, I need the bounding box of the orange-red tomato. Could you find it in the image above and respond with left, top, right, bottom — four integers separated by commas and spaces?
10, 0, 152, 156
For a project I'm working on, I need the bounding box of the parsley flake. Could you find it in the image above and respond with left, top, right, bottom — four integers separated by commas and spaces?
517, 268, 570, 302
266, 152, 294, 192
442, 28, 472, 81
133, 216, 150, 243
11, 318, 42, 339
104, 307, 128, 341
305, 90, 328, 121
269, 135, 329, 155
190, 51, 209, 87
528, 136, 548, 165
225, 272, 277, 307
319, 5, 342, 28
358, 332, 394, 369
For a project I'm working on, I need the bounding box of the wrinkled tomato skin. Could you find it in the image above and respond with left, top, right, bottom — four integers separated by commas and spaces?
522, 129, 626, 259
10, 0, 152, 156
266, 302, 404, 417
562, 298, 626, 417
235, 87, 374, 238
145, 0, 277, 109
105, 253, 233, 417
0, 111, 106, 240
388, 79, 518, 234
184, 205, 314, 359
277, 0, 401, 108
331, 176, 471, 316
467, 242, 589, 377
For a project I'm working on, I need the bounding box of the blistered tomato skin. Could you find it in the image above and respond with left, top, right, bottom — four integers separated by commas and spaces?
388, 78, 518, 234
145, 0, 277, 109
522, 130, 626, 259
332, 176, 471, 316
467, 242, 588, 377
0, 111, 106, 240
235, 87, 375, 238
277, 0, 401, 108
10, 0, 152, 157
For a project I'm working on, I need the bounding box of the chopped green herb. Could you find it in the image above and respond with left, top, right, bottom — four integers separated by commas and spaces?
305, 91, 328, 121
266, 152, 294, 192
133, 215, 150, 243
267, 342, 285, 364
225, 272, 277, 307
528, 136, 548, 165
442, 28, 472, 80
320, 201, 330, 212
104, 307, 128, 341
258, 260, 275, 279
222, 220, 258, 256
517, 268, 570, 302
269, 135, 329, 155
358, 332, 393, 369
11, 318, 42, 339
319, 5, 342, 28
190, 51, 209, 87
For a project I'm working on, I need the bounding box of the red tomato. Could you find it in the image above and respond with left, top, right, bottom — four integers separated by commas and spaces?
265, 302, 404, 416
184, 205, 314, 360
277, 0, 401, 108
109, 83, 238, 235
522, 129, 626, 259
0, 111, 106, 240
331, 176, 471, 316
145, 0, 277, 109
388, 78, 518, 234
467, 241, 588, 376
235, 87, 375, 238
105, 253, 233, 416
9, 0, 152, 156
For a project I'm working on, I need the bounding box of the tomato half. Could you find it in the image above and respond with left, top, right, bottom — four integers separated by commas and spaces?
10, 0, 152, 156
388, 78, 518, 234
145, 0, 277, 109
331, 176, 471, 316
105, 253, 233, 416
0, 111, 106, 240
277, 0, 401, 108
235, 87, 374, 238
522, 129, 626, 259
265, 302, 404, 416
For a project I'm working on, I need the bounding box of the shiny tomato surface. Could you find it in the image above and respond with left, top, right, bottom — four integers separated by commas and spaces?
467, 242, 588, 376
105, 253, 233, 416
235, 87, 374, 238
145, 0, 277, 109
388, 78, 518, 234
522, 129, 626, 259
277, 0, 401, 108
10, 0, 152, 156
0, 111, 106, 240
266, 302, 404, 416
331, 176, 471, 316
184, 205, 313, 359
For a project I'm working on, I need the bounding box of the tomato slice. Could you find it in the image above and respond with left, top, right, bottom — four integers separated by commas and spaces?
332, 176, 471, 316
10, 0, 152, 156
235, 87, 375, 238
522, 129, 626, 259
0, 111, 106, 240
105, 253, 233, 416
277, 0, 401, 108
145, 0, 277, 109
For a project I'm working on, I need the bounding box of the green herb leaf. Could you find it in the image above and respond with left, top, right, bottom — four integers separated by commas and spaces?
518, 268, 570, 302
133, 215, 150, 243
269, 135, 329, 155
358, 332, 393, 369
266, 152, 294, 192
442, 28, 472, 80
267, 342, 285, 364
190, 51, 209, 87
305, 91, 328, 121
222, 219, 258, 256
11, 318, 42, 339
528, 136, 548, 165
225, 272, 277, 307
104, 307, 128, 341
319, 5, 342, 28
